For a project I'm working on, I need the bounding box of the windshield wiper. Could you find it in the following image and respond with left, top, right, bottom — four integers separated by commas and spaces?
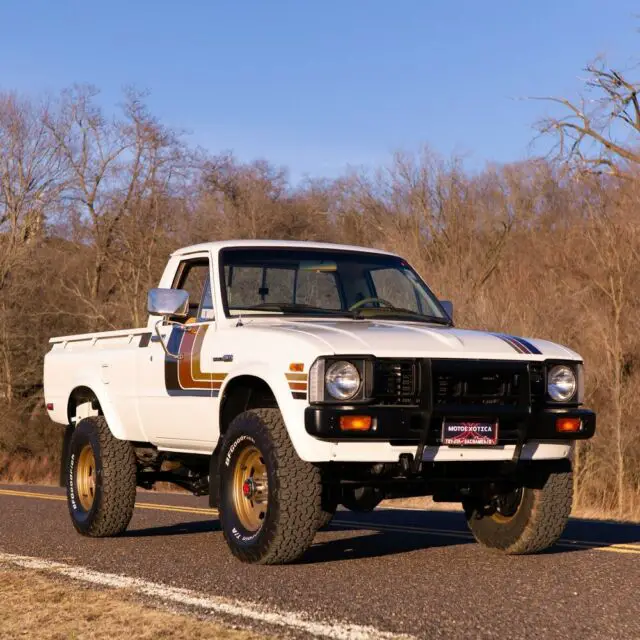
351, 307, 452, 325
243, 303, 350, 316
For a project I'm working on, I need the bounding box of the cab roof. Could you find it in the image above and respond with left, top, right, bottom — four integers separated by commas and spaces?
172, 239, 399, 258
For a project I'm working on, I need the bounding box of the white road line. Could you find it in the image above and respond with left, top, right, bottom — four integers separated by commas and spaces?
0, 552, 414, 640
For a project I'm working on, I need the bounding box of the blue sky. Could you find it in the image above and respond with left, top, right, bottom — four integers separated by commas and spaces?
1, 1, 638, 181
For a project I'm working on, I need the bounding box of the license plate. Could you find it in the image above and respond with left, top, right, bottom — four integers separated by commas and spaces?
442, 420, 498, 446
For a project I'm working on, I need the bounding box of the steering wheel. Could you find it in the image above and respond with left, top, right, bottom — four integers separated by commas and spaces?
348, 297, 395, 311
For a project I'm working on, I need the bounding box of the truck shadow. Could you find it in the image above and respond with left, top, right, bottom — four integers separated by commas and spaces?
121, 520, 221, 538
118, 508, 640, 562
304, 528, 472, 563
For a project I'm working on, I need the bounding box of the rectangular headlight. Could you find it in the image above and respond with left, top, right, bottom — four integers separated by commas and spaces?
546, 362, 582, 404
309, 357, 373, 404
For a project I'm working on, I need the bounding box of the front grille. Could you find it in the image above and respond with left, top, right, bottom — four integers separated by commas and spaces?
431, 360, 529, 408
373, 359, 418, 406
529, 362, 546, 407
372, 358, 540, 410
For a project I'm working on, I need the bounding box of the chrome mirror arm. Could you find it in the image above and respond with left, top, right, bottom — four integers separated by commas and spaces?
154, 319, 183, 360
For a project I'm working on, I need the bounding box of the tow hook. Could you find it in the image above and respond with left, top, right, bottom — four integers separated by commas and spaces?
399, 453, 414, 476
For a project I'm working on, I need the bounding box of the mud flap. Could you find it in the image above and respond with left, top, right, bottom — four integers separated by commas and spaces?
59, 424, 74, 487
208, 449, 220, 508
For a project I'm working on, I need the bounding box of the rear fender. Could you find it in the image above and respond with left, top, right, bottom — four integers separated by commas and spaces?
66, 383, 142, 442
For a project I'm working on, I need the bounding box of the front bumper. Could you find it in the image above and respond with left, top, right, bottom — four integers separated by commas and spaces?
304, 405, 596, 444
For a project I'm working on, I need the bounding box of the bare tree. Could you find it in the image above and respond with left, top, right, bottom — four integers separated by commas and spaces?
0, 93, 67, 289
0, 93, 67, 405
536, 58, 640, 176
44, 86, 189, 327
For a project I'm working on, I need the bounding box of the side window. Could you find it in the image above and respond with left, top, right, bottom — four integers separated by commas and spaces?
370, 268, 421, 312
173, 259, 214, 321
200, 278, 215, 320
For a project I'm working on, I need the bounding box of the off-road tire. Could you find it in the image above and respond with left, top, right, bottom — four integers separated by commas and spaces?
66, 416, 137, 537
463, 465, 573, 554
218, 409, 322, 564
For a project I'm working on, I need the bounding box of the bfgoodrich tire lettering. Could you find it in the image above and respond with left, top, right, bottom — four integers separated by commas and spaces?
66, 416, 137, 537
218, 408, 323, 564
463, 464, 573, 554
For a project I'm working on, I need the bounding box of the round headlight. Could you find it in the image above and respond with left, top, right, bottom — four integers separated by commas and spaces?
325, 361, 361, 400
548, 365, 577, 402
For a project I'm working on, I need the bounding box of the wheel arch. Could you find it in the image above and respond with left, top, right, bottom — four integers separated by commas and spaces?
64, 384, 130, 440
219, 375, 279, 438
67, 385, 102, 424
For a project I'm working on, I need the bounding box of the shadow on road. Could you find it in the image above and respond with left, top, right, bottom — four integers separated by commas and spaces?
120, 519, 221, 538
117, 507, 639, 562
304, 528, 472, 564
330, 508, 640, 553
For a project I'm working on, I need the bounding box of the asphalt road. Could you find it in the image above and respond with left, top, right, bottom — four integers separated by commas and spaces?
0, 484, 638, 639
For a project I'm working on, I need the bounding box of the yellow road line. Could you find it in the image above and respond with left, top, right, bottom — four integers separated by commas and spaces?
610, 543, 640, 550
592, 546, 640, 555
561, 539, 640, 551
0, 489, 65, 502
336, 518, 640, 551
0, 488, 218, 516
332, 520, 640, 555
136, 503, 217, 515
1, 488, 638, 555
331, 520, 640, 555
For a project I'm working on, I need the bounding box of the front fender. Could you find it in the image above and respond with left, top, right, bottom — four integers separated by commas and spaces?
219, 362, 335, 462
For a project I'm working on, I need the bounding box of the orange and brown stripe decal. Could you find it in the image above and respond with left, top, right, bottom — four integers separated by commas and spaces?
165, 325, 227, 396
286, 372, 308, 400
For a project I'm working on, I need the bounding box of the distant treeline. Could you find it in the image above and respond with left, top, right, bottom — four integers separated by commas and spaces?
1, 75, 639, 516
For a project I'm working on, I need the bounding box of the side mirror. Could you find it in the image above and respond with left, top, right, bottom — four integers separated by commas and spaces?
440, 300, 454, 322
147, 288, 189, 318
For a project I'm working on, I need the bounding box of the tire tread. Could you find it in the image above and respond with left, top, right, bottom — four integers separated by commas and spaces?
220, 408, 322, 564
466, 468, 573, 555
69, 416, 136, 537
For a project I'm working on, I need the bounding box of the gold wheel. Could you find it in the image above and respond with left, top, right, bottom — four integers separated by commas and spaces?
491, 487, 524, 523
76, 444, 97, 511
232, 445, 269, 532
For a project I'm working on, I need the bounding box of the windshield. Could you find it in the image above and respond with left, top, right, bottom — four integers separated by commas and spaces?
219, 248, 451, 324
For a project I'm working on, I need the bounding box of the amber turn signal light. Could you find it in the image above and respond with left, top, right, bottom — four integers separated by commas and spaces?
339, 415, 372, 431
556, 417, 581, 433
289, 362, 304, 372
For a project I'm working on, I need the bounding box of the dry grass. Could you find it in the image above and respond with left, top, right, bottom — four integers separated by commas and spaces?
0, 452, 57, 485
0, 566, 268, 640
383, 496, 640, 523
382, 497, 460, 512
572, 504, 640, 523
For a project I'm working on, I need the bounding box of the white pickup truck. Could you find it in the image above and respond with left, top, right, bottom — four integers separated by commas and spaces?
44, 240, 596, 564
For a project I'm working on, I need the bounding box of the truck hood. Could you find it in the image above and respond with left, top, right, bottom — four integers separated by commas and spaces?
251, 319, 581, 361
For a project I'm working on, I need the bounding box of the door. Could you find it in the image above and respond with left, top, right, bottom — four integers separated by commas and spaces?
137, 254, 219, 451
